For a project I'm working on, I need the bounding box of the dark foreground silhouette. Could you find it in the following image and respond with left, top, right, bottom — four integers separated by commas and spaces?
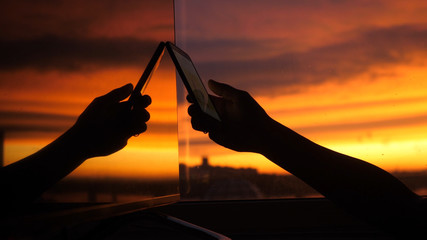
187, 79, 427, 238
0, 84, 151, 209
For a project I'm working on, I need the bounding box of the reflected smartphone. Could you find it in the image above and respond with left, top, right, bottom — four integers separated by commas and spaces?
128, 41, 165, 104
166, 41, 221, 121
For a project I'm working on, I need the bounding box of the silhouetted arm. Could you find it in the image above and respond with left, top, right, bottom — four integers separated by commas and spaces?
188, 80, 424, 235
0, 84, 151, 208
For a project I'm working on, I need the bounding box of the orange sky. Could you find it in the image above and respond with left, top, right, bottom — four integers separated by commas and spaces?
1, 0, 427, 182
0, 0, 179, 179
175, 0, 427, 174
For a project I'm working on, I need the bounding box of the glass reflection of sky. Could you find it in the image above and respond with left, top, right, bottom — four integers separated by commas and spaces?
0, 0, 179, 203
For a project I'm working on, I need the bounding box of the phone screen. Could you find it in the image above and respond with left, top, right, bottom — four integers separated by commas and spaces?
167, 42, 221, 121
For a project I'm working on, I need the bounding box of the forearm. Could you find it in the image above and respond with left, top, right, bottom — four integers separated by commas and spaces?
260, 118, 420, 222
0, 128, 88, 207
0, 84, 149, 210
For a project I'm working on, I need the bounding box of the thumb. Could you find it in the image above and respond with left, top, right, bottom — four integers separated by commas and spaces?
103, 83, 133, 102
208, 80, 239, 100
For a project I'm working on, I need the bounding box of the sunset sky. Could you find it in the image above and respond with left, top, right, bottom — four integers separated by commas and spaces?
0, 0, 178, 179
1, 0, 427, 184
175, 0, 427, 174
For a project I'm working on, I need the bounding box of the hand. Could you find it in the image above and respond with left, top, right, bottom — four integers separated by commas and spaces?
188, 80, 274, 153
69, 84, 151, 158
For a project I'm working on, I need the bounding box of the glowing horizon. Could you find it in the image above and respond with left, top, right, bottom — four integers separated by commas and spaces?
2, 0, 427, 183
175, 0, 427, 177
0, 0, 180, 182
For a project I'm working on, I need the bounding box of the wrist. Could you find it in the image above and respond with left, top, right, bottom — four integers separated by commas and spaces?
256, 117, 283, 155
258, 118, 298, 159
57, 126, 93, 161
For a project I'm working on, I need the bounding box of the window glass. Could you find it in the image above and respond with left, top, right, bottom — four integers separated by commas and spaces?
175, 0, 427, 200
0, 0, 178, 203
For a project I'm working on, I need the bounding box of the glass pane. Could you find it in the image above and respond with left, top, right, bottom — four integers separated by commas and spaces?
175, 0, 427, 200
0, 0, 178, 203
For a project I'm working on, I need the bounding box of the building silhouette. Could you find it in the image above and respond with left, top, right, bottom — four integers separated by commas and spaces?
182, 156, 263, 200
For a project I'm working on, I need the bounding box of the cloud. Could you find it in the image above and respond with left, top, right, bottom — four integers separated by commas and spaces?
0, 109, 176, 135
190, 25, 427, 94
0, 110, 75, 132
0, 0, 174, 71
0, 36, 161, 71
0, 0, 173, 40
295, 113, 427, 135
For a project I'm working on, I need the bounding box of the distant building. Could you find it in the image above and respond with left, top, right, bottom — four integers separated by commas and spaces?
201, 156, 209, 169
185, 156, 263, 200
189, 156, 258, 180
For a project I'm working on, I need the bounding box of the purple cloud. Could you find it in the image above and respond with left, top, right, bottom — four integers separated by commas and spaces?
186, 25, 427, 95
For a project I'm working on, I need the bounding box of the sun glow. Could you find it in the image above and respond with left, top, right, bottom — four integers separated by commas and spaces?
2, 0, 427, 201
178, 62, 427, 174
1, 66, 179, 179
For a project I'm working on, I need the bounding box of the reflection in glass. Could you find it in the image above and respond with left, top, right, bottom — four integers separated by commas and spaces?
0, 0, 178, 203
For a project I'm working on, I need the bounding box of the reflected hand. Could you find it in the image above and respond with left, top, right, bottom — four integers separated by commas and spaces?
188, 80, 274, 153
70, 84, 151, 158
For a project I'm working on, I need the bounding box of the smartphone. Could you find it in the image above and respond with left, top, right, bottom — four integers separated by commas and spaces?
166, 41, 221, 121
128, 41, 165, 104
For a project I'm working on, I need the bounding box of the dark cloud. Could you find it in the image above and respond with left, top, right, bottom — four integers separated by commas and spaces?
0, 36, 161, 71
272, 95, 427, 118
191, 25, 427, 94
0, 0, 173, 71
0, 109, 176, 134
0, 0, 173, 40
296, 113, 427, 135
0, 110, 75, 132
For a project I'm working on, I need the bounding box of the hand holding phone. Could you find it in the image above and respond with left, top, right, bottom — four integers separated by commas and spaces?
166, 41, 221, 121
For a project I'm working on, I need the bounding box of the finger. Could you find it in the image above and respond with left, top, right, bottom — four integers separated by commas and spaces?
133, 94, 152, 108
188, 98, 222, 124
188, 93, 218, 109
208, 95, 223, 109
186, 94, 195, 103
141, 95, 152, 107
188, 104, 209, 131
130, 106, 150, 123
132, 122, 148, 136
139, 109, 150, 122
187, 104, 201, 117
131, 96, 151, 124
128, 109, 150, 136
191, 116, 210, 132
102, 83, 133, 103
208, 80, 239, 100
190, 110, 221, 133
